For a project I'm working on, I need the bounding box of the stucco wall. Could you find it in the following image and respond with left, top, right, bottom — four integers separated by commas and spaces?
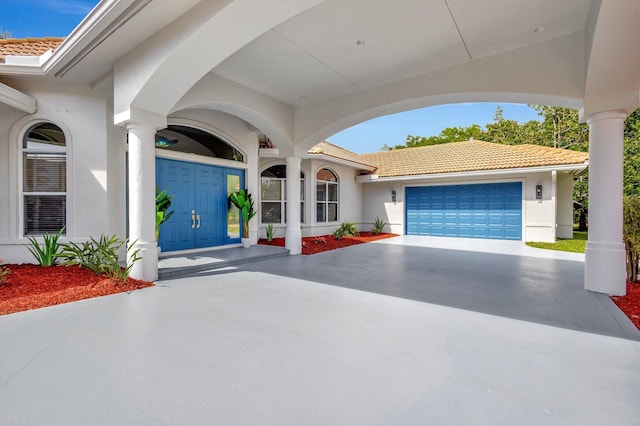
257, 157, 363, 238
362, 170, 566, 242
556, 171, 575, 239
0, 78, 111, 263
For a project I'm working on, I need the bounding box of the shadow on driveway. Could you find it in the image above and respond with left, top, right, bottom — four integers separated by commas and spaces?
194, 241, 640, 341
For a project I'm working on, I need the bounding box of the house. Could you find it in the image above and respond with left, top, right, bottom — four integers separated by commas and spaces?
0, 0, 637, 295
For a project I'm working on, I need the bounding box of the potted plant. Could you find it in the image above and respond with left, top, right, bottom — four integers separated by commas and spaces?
229, 188, 256, 248
156, 189, 174, 246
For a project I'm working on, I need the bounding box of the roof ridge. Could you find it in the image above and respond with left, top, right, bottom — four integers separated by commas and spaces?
360, 139, 492, 156
317, 140, 362, 156
0, 37, 65, 45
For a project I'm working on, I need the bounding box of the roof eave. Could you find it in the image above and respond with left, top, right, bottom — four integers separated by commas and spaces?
0, 81, 37, 113
356, 162, 588, 183
306, 153, 376, 172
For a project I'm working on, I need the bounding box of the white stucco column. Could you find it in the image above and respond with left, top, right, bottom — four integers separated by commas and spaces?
584, 111, 627, 295
285, 156, 302, 255
127, 123, 158, 281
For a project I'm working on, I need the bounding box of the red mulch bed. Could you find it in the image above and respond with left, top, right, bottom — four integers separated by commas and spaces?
611, 283, 640, 331
0, 264, 154, 315
259, 232, 398, 255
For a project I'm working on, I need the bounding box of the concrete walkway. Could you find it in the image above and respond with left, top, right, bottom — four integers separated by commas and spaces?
1, 238, 639, 425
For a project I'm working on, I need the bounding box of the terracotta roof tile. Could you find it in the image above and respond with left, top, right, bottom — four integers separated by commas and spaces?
0, 38, 64, 63
359, 140, 588, 177
308, 141, 375, 168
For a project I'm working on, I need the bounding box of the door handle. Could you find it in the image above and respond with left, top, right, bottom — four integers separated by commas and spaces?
191, 210, 196, 228
196, 214, 201, 229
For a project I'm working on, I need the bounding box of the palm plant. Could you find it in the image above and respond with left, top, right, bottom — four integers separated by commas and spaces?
156, 189, 174, 241
26, 228, 64, 266
229, 189, 256, 239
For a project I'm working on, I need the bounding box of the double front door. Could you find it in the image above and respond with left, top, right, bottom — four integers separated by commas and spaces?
156, 158, 244, 251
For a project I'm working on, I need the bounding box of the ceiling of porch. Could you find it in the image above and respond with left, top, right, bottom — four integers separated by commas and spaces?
211, 0, 593, 106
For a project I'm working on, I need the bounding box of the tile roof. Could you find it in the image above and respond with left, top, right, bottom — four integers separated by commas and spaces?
0, 38, 64, 63
358, 140, 588, 177
308, 141, 376, 168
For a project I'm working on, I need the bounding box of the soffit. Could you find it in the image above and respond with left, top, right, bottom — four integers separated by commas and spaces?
212, 0, 593, 106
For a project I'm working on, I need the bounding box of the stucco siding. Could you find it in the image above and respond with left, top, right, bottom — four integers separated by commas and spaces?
362, 170, 564, 242
556, 172, 575, 239
0, 78, 112, 263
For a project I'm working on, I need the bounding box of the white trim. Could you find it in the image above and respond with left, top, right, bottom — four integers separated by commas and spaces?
258, 162, 305, 225
165, 117, 248, 163
306, 153, 376, 172
8, 115, 74, 243
314, 166, 340, 224
356, 163, 587, 183
0, 82, 37, 113
402, 178, 526, 241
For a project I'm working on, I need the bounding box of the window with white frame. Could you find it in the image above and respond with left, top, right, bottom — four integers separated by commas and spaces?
260, 165, 305, 224
21, 122, 67, 236
316, 168, 338, 223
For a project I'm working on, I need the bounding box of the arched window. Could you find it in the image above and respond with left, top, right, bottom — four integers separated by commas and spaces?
156, 125, 244, 162
316, 168, 338, 223
261, 165, 305, 224
22, 122, 67, 235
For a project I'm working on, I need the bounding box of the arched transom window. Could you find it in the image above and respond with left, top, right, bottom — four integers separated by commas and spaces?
316, 168, 338, 223
22, 122, 67, 235
156, 125, 244, 162
261, 165, 305, 224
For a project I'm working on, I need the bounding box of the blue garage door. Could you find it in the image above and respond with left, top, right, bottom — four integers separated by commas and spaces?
406, 182, 522, 240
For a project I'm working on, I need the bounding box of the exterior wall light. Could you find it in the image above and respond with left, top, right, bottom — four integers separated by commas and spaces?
391, 190, 397, 202
536, 185, 542, 200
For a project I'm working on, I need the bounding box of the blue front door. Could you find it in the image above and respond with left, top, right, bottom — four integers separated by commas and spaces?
156, 158, 244, 251
406, 182, 522, 240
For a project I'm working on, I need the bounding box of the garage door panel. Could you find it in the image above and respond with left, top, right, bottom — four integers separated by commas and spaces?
406, 182, 522, 240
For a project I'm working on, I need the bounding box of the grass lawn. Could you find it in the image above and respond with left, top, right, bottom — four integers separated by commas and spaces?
526, 231, 587, 253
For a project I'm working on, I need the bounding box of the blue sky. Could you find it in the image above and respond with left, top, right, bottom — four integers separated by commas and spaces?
0, 0, 98, 38
2, 1, 541, 153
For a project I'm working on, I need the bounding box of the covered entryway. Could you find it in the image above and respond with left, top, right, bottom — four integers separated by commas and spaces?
156, 158, 244, 252
406, 182, 522, 240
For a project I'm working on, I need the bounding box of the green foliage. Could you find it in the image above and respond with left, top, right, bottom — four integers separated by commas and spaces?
623, 196, 640, 282
265, 223, 274, 242
382, 125, 482, 150
371, 216, 387, 235
59, 234, 141, 282
332, 222, 358, 240
624, 109, 640, 197
26, 228, 65, 266
229, 189, 257, 238
0, 259, 10, 285
156, 189, 174, 241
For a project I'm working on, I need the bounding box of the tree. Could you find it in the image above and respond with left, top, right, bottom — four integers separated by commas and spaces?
624, 108, 640, 197
382, 124, 482, 150
0, 28, 11, 39
533, 105, 589, 151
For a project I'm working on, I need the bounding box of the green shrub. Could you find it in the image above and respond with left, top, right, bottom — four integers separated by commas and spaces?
265, 223, 274, 241
332, 222, 358, 240
59, 234, 141, 282
623, 196, 640, 283
371, 216, 387, 235
26, 228, 64, 266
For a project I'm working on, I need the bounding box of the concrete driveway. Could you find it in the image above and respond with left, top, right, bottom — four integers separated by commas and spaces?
2, 236, 639, 425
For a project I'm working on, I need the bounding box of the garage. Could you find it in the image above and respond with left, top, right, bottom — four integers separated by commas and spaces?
405, 182, 522, 240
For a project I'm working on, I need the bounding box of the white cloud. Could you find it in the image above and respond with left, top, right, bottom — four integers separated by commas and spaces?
42, 0, 96, 16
